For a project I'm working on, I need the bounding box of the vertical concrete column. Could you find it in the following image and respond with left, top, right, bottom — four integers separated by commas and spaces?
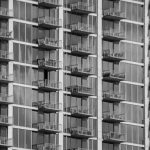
144, 0, 150, 150
58, 1, 64, 149
97, 0, 103, 150
8, 0, 13, 146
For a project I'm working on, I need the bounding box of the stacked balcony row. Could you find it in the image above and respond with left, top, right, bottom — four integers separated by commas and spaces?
102, 0, 126, 146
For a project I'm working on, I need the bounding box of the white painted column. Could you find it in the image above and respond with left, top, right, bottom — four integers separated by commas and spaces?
58, 2, 64, 149
8, 0, 14, 148
144, 0, 150, 150
97, 0, 103, 150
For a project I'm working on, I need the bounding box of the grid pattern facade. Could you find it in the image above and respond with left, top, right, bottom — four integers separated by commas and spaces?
0, 0, 148, 150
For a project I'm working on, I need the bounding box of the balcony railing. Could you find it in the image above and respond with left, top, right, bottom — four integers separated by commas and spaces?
103, 8, 126, 20
33, 101, 62, 113
70, 2, 95, 14
0, 115, 13, 125
38, 122, 62, 133
103, 132, 126, 143
103, 29, 125, 41
38, 0, 62, 8
35, 143, 62, 150
67, 85, 94, 97
102, 111, 125, 123
0, 50, 13, 61
0, 30, 13, 40
0, 137, 13, 147
65, 148, 88, 150
70, 44, 94, 56
69, 127, 94, 139
69, 105, 93, 118
33, 80, 62, 92
38, 16, 62, 29
70, 22, 94, 35
103, 91, 125, 103
0, 74, 13, 83
37, 59, 62, 71
103, 70, 125, 82
0, 7, 13, 19
0, 93, 13, 104
103, 49, 124, 62
38, 38, 62, 50
67, 64, 94, 77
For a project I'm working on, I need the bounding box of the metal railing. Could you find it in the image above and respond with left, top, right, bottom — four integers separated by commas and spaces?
70, 22, 94, 33
103, 29, 125, 38
67, 64, 94, 74
103, 49, 124, 59
0, 30, 13, 39
103, 8, 125, 18
0, 7, 13, 17
70, 44, 93, 54
38, 37, 62, 48
103, 70, 125, 79
33, 80, 62, 90
69, 127, 94, 136
70, 105, 93, 116
35, 143, 62, 150
102, 111, 125, 120
67, 85, 93, 95
103, 91, 124, 100
0, 93, 13, 103
0, 50, 13, 60
70, 2, 95, 12
38, 0, 62, 6
103, 132, 126, 141
33, 101, 62, 110
37, 59, 62, 69
0, 136, 13, 146
0, 73, 13, 81
38, 122, 62, 131
0, 115, 13, 124
38, 16, 62, 27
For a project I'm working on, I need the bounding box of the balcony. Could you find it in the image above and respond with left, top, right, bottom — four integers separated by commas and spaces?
37, 59, 62, 71
0, 50, 13, 62
103, 132, 126, 143
67, 64, 94, 77
0, 74, 13, 83
0, 7, 13, 19
103, 91, 125, 103
67, 85, 94, 97
38, 16, 62, 29
69, 106, 93, 118
103, 30, 125, 42
103, 49, 125, 62
102, 112, 125, 123
0, 30, 13, 40
38, 0, 62, 8
103, 8, 126, 21
0, 94, 13, 104
103, 71, 125, 83
38, 122, 62, 133
35, 143, 61, 150
70, 2, 95, 15
0, 115, 13, 126
69, 127, 94, 139
0, 137, 13, 147
38, 38, 62, 50
32, 101, 62, 113
70, 23, 94, 36
70, 44, 94, 56
32, 80, 62, 92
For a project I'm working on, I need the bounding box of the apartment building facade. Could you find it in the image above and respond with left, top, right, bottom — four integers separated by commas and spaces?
0, 0, 148, 150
